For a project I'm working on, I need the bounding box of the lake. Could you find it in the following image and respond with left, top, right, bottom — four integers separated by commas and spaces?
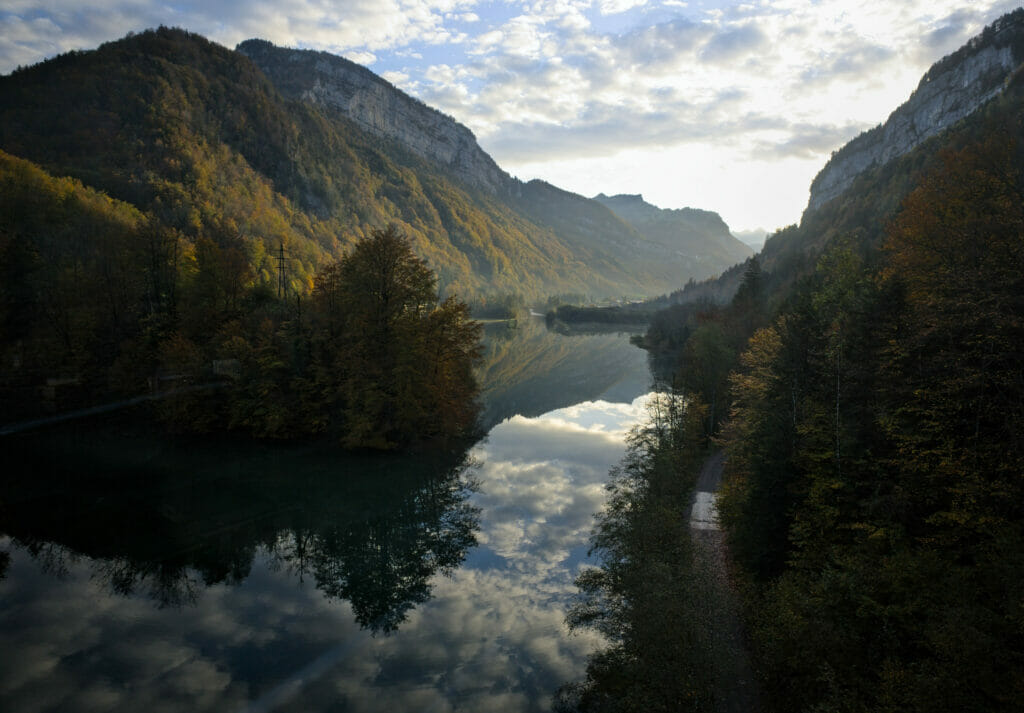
0, 316, 654, 712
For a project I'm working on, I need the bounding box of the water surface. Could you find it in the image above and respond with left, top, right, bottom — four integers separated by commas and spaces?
0, 320, 652, 712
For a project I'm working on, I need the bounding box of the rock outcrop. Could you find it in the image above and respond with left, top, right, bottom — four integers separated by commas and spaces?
805, 9, 1024, 215
237, 39, 512, 195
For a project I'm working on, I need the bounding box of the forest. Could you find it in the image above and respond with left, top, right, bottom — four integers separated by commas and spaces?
3, 17, 1023, 711
0, 155, 482, 448
562, 80, 1024, 712
714, 135, 1024, 712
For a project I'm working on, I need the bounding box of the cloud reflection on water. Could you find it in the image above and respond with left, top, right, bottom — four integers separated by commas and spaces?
0, 394, 655, 712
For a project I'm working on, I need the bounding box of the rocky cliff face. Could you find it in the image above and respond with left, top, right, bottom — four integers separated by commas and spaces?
237, 39, 512, 196
805, 9, 1024, 214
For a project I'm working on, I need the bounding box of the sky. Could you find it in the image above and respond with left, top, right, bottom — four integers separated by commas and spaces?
1, 1, 1019, 232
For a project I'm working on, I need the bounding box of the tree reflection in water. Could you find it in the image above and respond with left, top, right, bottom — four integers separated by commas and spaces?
1, 427, 480, 634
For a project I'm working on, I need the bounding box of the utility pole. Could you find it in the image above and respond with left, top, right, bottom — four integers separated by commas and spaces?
275, 243, 287, 299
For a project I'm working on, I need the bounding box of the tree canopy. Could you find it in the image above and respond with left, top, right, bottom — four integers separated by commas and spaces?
713, 137, 1024, 712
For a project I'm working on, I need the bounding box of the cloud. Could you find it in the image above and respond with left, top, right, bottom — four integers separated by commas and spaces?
753, 121, 873, 159
699, 22, 768, 63
1, 0, 1017, 230
469, 395, 651, 568
0, 0, 480, 72
614, 17, 710, 67
480, 106, 795, 163
346, 49, 377, 65
799, 42, 896, 85
597, 0, 648, 14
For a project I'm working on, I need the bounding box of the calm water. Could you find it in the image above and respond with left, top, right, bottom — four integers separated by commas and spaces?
0, 318, 653, 712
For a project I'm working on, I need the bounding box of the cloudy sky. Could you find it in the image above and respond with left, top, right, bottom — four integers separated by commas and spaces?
1, 1, 1018, 231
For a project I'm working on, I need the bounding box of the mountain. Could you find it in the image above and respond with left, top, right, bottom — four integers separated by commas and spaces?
237, 38, 749, 289
732, 229, 768, 250
805, 8, 1024, 215
236, 39, 512, 197
0, 28, 748, 305
593, 193, 753, 271
656, 14, 1024, 713
653, 9, 1024, 312
0, 29, 562, 300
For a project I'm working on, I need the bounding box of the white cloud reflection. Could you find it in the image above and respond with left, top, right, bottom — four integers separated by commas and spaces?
0, 394, 654, 712
469, 395, 650, 571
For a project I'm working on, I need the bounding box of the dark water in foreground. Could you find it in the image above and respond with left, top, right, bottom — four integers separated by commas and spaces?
0, 319, 653, 712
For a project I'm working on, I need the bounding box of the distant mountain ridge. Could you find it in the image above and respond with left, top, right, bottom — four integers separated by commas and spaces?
732, 229, 768, 250
593, 193, 752, 269
235, 36, 755, 289
805, 8, 1024, 215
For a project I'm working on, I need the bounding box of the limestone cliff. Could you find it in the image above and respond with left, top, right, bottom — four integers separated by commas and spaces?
805, 9, 1024, 215
236, 39, 511, 196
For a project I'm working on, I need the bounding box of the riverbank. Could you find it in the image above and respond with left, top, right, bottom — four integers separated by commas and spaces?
558, 398, 761, 712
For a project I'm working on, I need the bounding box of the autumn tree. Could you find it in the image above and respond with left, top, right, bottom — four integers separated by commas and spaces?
715, 136, 1024, 713
882, 138, 1024, 548
310, 225, 482, 448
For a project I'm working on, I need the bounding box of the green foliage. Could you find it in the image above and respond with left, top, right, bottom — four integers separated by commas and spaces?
0, 144, 482, 448
717, 136, 1024, 713
718, 321, 801, 581
293, 225, 483, 448
549, 303, 652, 326
575, 29, 1024, 713
679, 322, 734, 439
0, 150, 160, 416
468, 291, 526, 319
213, 226, 480, 448
559, 394, 725, 712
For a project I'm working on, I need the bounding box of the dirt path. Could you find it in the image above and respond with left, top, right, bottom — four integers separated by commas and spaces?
689, 451, 761, 713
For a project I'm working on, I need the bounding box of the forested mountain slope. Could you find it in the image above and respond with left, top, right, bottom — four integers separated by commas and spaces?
649, 9, 1024, 315
237, 36, 750, 289
0, 25, 754, 430
806, 8, 1024, 213
0, 27, 700, 304
0, 28, 567, 300
620, 12, 1024, 712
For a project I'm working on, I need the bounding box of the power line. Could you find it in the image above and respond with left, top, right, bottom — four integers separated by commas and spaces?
274, 242, 292, 299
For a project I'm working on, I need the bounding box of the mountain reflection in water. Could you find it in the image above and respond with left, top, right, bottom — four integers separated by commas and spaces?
0, 320, 653, 712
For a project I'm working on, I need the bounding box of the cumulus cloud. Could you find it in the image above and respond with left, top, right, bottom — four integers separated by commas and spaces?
0, 0, 479, 72
596, 0, 647, 14
753, 121, 872, 159
469, 395, 651, 568
699, 22, 768, 63
0, 0, 1015, 230
798, 42, 896, 85
614, 17, 710, 67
